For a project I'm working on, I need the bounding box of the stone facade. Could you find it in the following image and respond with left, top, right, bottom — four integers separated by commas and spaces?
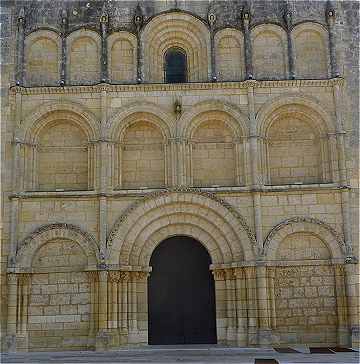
0, 0, 359, 352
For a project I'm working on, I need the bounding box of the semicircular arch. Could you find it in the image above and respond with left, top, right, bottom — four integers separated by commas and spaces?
178, 99, 249, 139
139, 224, 225, 267
107, 101, 174, 140
14, 223, 100, 269
263, 216, 348, 260
22, 101, 100, 142
141, 11, 211, 82
107, 189, 256, 267
255, 93, 337, 136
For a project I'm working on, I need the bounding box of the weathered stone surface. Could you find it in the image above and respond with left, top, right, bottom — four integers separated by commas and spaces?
0, 0, 358, 354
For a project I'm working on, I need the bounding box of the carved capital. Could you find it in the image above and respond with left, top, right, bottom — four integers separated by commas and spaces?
87, 271, 99, 282
108, 271, 121, 283
119, 271, 131, 282
212, 269, 225, 281
7, 273, 18, 284
244, 266, 256, 279
98, 270, 108, 281
334, 264, 345, 276
132, 271, 149, 282
225, 268, 235, 280
18, 273, 31, 285
234, 267, 245, 279
266, 266, 276, 278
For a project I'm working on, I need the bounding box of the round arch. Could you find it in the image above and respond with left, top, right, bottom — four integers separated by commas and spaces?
107, 101, 174, 140
255, 93, 337, 136
107, 189, 256, 267
21, 101, 100, 142
262, 216, 348, 260
141, 11, 211, 82
14, 223, 100, 270
178, 99, 249, 139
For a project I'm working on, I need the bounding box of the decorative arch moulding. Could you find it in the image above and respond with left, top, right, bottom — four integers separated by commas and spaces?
9, 78, 344, 96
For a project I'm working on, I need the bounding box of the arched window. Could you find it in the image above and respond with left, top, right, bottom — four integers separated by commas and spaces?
164, 48, 187, 83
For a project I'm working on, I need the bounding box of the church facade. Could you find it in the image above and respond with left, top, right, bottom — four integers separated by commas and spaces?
0, 0, 359, 352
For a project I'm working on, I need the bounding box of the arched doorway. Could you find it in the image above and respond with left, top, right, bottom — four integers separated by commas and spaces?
148, 236, 217, 345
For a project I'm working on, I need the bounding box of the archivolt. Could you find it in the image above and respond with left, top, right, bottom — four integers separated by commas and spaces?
21, 101, 100, 142
107, 188, 256, 266
14, 223, 100, 269
255, 93, 337, 136
178, 99, 249, 139
106, 100, 174, 140
262, 216, 348, 260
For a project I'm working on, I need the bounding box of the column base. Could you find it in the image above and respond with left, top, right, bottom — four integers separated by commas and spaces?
351, 326, 360, 349
337, 326, 351, 347
236, 328, 248, 346
257, 329, 279, 346
5, 335, 16, 352
15, 334, 28, 351
226, 326, 237, 345
95, 330, 111, 351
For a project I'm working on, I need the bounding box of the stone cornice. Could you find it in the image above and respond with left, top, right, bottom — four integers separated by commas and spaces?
8, 183, 349, 200
9, 78, 344, 96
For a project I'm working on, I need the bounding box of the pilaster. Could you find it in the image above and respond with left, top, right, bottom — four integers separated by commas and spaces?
334, 265, 350, 346
256, 264, 272, 345
244, 266, 257, 345
344, 262, 360, 348
332, 80, 347, 185
212, 269, 227, 344
6, 274, 18, 352
234, 268, 248, 346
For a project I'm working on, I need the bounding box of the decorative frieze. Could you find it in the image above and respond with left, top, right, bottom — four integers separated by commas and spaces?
9, 78, 343, 96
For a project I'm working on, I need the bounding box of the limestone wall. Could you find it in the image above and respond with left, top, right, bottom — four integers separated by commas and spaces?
0, 0, 358, 353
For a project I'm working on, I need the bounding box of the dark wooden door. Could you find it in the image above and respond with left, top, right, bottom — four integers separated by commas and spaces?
148, 236, 217, 345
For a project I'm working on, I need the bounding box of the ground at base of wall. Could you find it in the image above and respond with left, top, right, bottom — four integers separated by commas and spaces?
1, 346, 359, 363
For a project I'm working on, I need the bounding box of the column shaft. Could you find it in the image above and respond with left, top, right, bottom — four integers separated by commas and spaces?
345, 263, 359, 347
7, 274, 18, 351
130, 274, 137, 331
244, 267, 257, 344
213, 269, 226, 343
243, 18, 253, 79
256, 265, 270, 329
16, 15, 25, 85
111, 279, 118, 329
98, 271, 108, 330
235, 268, 248, 346
225, 269, 236, 344
121, 273, 129, 330
334, 265, 349, 346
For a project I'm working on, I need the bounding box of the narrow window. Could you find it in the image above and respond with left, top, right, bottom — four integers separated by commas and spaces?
164, 48, 187, 83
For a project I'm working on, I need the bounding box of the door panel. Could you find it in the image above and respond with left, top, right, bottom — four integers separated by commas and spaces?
148, 236, 217, 345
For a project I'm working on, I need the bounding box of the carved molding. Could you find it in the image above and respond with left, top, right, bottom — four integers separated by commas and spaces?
262, 216, 348, 257
107, 187, 257, 251
10, 78, 342, 96
15, 223, 101, 266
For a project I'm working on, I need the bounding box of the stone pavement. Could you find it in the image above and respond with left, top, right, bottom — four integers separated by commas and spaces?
1, 346, 359, 364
